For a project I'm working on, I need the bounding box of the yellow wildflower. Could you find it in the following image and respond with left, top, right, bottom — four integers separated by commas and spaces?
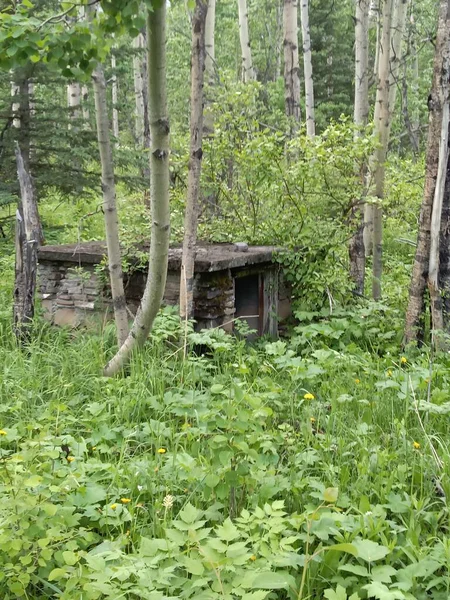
0, 430, 6, 436
121, 498, 132, 504
91, 446, 97, 451
154, 466, 159, 473
413, 441, 420, 450
304, 393, 315, 400
110, 503, 118, 510
67, 456, 75, 463
354, 378, 360, 384
157, 448, 166, 454
250, 555, 256, 561
387, 370, 393, 377
310, 417, 316, 423
401, 357, 407, 365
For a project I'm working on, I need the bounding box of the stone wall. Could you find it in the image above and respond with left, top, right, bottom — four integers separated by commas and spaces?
38, 261, 236, 330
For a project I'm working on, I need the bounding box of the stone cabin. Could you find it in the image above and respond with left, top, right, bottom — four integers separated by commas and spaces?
37, 242, 291, 336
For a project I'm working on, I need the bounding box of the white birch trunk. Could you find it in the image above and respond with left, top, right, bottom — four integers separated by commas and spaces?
388, 0, 409, 119
204, 0, 216, 135
237, 0, 255, 82
428, 102, 450, 337
92, 64, 129, 347
133, 33, 146, 145
300, 0, 315, 137
371, 0, 394, 300
111, 55, 120, 144
350, 0, 371, 294
180, 0, 208, 322
67, 82, 81, 125
81, 85, 90, 123
283, 0, 301, 129
104, 4, 171, 376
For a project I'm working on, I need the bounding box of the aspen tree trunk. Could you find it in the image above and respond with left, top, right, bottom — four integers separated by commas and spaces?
180, 0, 208, 322
388, 0, 409, 118
237, 0, 255, 81
300, 0, 315, 137
92, 65, 129, 347
81, 85, 90, 124
283, 0, 301, 130
275, 0, 283, 80
439, 145, 450, 329
67, 82, 81, 125
428, 103, 449, 339
349, 0, 371, 295
405, 0, 450, 344
111, 54, 120, 143
133, 33, 146, 145
104, 4, 170, 376
204, 0, 216, 135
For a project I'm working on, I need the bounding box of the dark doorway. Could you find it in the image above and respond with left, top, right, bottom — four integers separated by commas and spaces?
234, 273, 261, 337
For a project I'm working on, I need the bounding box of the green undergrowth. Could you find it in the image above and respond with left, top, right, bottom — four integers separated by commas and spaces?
0, 307, 450, 600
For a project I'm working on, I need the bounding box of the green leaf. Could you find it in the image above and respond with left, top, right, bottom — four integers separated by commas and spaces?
246, 571, 296, 591
62, 551, 79, 566
362, 582, 406, 600
354, 539, 390, 562
25, 475, 42, 487
328, 543, 358, 557
178, 502, 202, 524
339, 563, 368, 576
183, 556, 204, 576
205, 473, 220, 488
48, 568, 67, 581
324, 585, 348, 600
323, 487, 338, 503
216, 518, 240, 542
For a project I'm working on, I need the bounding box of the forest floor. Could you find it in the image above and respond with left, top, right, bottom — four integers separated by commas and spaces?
0, 296, 450, 599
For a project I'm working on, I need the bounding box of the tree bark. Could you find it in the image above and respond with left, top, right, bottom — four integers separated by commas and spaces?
300, 0, 315, 137
237, 0, 255, 82
439, 136, 450, 329
180, 0, 208, 323
133, 32, 147, 146
111, 54, 120, 144
67, 82, 81, 126
349, 0, 371, 295
92, 64, 129, 347
104, 4, 170, 376
405, 0, 450, 344
204, 0, 216, 135
13, 144, 41, 342
371, 0, 394, 300
388, 0, 409, 119
283, 0, 301, 132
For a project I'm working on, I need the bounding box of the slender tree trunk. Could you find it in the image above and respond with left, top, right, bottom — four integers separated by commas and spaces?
237, 0, 255, 81
300, 0, 315, 137
371, 0, 394, 300
81, 84, 90, 124
104, 4, 171, 376
275, 0, 283, 80
349, 0, 371, 295
405, 0, 450, 344
92, 65, 129, 347
67, 82, 81, 126
133, 32, 147, 145
388, 0, 409, 119
283, 0, 301, 131
180, 0, 208, 322
204, 0, 216, 135
111, 54, 120, 144
428, 102, 449, 339
439, 139, 450, 329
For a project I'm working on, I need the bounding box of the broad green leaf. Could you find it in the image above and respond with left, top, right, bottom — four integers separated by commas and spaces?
323, 487, 339, 503
353, 539, 390, 562
183, 556, 204, 576
246, 571, 296, 591
324, 585, 348, 600
362, 582, 406, 600
178, 503, 202, 524
48, 568, 67, 581
24, 475, 42, 487
62, 551, 78, 566
338, 563, 368, 576
216, 518, 240, 542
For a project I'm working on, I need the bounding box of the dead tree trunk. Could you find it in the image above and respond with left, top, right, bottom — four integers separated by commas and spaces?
349, 0, 371, 296
92, 64, 129, 347
104, 3, 171, 376
180, 0, 208, 322
13, 145, 41, 342
405, 0, 450, 344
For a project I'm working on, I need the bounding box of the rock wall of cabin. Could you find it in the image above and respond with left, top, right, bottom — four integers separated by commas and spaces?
37, 261, 236, 329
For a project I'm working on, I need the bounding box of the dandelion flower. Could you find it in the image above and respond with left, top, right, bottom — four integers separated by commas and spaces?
0, 430, 6, 436
304, 393, 315, 400
413, 441, 420, 450
110, 503, 118, 510
121, 498, 131, 504
67, 456, 75, 463
401, 357, 407, 364
157, 448, 166, 454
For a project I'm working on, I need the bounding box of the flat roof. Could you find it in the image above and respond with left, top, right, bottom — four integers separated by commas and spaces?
37, 242, 278, 273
